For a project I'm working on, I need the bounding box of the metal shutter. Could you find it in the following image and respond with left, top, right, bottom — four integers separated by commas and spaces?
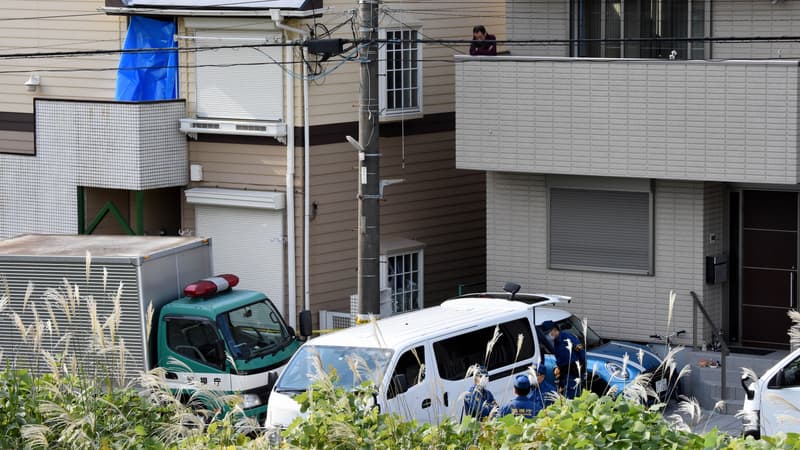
195, 31, 283, 121
194, 205, 285, 314
549, 188, 652, 274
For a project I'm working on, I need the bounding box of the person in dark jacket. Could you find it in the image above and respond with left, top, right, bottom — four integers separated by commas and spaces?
527, 363, 558, 409
498, 374, 540, 419
463, 365, 496, 419
470, 25, 497, 56
541, 320, 586, 399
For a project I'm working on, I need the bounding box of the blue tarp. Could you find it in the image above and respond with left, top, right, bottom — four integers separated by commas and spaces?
115, 16, 178, 101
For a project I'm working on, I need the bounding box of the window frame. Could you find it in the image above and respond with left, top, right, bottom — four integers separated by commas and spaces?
547, 176, 654, 275
378, 27, 424, 120
385, 249, 425, 314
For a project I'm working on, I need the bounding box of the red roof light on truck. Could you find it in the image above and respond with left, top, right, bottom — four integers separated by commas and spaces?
184, 274, 240, 298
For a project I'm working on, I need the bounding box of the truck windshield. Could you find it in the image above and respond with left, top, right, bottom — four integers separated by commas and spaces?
221, 300, 291, 360
275, 345, 393, 393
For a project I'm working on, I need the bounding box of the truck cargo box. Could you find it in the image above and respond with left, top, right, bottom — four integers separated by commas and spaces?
0, 235, 212, 380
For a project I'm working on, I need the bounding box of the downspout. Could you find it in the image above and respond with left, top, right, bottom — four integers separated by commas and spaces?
272, 10, 307, 327
303, 52, 311, 314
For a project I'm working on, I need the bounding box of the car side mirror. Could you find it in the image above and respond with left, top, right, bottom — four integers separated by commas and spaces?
299, 310, 313, 338
768, 369, 786, 389
741, 373, 756, 400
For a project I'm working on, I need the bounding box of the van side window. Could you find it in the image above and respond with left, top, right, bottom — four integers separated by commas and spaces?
387, 346, 425, 399
775, 356, 800, 388
433, 318, 535, 380
166, 317, 223, 368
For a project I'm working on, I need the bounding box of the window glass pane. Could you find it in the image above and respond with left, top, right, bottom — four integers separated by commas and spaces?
166, 318, 222, 367
381, 28, 421, 114
433, 319, 533, 380
388, 346, 425, 398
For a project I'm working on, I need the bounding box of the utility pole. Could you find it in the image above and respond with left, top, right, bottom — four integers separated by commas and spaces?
356, 0, 381, 320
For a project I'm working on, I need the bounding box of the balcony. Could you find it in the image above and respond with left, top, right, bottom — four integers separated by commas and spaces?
456, 56, 800, 184
35, 99, 188, 190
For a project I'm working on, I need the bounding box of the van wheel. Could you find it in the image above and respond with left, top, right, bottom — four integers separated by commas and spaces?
587, 377, 609, 396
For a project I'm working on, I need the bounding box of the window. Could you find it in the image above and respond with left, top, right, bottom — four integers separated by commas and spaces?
379, 28, 422, 117
387, 346, 426, 399
433, 319, 535, 380
387, 250, 423, 314
166, 317, 224, 368
548, 180, 653, 275
222, 299, 291, 360
194, 30, 283, 121
572, 0, 706, 59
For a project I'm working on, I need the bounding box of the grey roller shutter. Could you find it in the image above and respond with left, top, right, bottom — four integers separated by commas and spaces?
549, 188, 652, 274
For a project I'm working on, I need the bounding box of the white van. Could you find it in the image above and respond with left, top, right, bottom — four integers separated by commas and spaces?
741, 346, 800, 438
265, 293, 562, 428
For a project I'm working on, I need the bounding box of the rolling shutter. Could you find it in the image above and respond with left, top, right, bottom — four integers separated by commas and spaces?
549, 187, 652, 274
192, 202, 285, 314
195, 31, 283, 121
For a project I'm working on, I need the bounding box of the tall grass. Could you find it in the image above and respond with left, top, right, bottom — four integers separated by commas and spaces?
0, 254, 254, 449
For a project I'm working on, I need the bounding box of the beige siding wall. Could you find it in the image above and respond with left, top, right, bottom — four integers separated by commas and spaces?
300, 0, 505, 126
310, 131, 485, 315
0, 130, 34, 155
487, 172, 707, 344
0, 1, 125, 113
507, 0, 569, 56
713, 0, 800, 59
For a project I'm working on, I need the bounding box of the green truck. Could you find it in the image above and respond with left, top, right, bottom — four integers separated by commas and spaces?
0, 234, 307, 422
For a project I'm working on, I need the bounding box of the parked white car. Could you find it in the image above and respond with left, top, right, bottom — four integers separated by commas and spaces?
741, 346, 800, 438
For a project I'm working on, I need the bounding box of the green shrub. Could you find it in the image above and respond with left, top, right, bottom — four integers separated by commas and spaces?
0, 368, 41, 448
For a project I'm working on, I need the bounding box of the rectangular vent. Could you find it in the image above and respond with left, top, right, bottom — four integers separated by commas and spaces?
193, 122, 220, 129
236, 124, 268, 132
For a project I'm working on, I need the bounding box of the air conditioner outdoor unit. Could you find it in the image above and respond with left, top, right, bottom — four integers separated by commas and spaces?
179, 118, 287, 138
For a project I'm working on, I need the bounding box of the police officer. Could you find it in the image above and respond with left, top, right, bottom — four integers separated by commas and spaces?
541, 320, 586, 399
462, 365, 496, 419
498, 374, 540, 419
527, 363, 558, 409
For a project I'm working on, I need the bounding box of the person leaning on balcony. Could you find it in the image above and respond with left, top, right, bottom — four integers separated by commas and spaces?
470, 25, 497, 56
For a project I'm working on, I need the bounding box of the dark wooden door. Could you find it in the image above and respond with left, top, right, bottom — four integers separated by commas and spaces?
740, 190, 798, 348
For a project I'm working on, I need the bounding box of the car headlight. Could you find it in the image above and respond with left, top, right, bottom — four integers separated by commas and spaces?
605, 362, 630, 380
242, 393, 263, 409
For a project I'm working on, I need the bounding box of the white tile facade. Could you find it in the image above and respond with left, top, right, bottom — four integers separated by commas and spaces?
0, 100, 187, 239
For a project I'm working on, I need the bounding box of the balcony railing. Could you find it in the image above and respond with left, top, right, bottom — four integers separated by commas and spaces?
35, 98, 188, 190
456, 56, 800, 184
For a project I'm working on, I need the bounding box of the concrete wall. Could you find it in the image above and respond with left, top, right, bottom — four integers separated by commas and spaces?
456, 56, 800, 184
486, 172, 707, 343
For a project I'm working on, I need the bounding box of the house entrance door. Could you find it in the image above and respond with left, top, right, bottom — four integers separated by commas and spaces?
740, 190, 798, 348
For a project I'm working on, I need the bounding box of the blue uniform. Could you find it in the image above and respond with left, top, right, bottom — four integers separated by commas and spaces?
528, 379, 558, 409
463, 384, 495, 419
554, 331, 586, 399
498, 394, 540, 419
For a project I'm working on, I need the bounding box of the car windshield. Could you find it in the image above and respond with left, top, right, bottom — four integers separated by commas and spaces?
220, 299, 291, 360
538, 314, 604, 350
275, 345, 394, 392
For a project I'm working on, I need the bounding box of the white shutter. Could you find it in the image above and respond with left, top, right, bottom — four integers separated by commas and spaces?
195, 31, 284, 121
193, 204, 286, 314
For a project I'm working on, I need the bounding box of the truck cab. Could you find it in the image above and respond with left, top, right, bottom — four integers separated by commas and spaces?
157, 274, 302, 422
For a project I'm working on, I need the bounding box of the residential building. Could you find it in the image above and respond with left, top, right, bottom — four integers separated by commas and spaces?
1, 0, 495, 327
457, 0, 800, 349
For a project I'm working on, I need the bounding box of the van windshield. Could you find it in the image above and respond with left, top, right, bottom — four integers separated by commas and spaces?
275, 345, 394, 393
